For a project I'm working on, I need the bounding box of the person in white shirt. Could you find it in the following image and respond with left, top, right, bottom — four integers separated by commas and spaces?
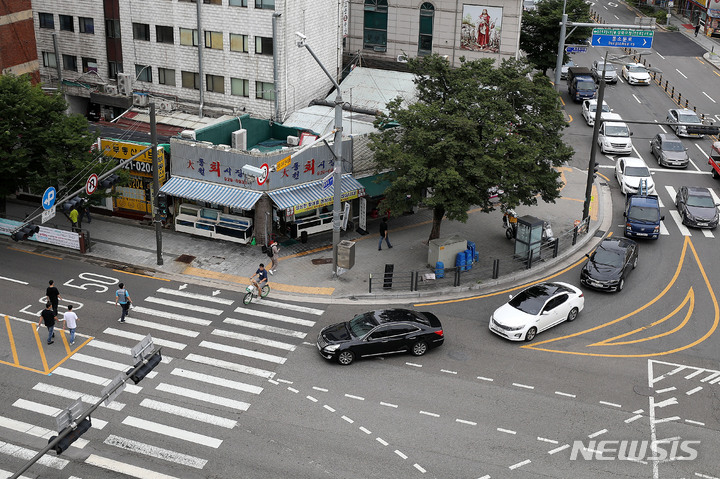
62, 304, 79, 345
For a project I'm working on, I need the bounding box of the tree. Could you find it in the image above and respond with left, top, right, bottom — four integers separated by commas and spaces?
0, 74, 100, 217
369, 54, 574, 242
520, 0, 592, 74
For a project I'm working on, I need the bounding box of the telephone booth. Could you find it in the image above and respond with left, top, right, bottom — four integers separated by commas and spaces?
514, 215, 543, 265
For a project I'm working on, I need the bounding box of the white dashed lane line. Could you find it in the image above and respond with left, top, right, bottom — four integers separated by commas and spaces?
376, 437, 389, 446
395, 450, 408, 460
655, 386, 676, 394
686, 386, 703, 395
441, 369, 457, 375
345, 394, 364, 401
548, 444, 570, 455
419, 411, 440, 418
625, 414, 643, 423
414, 463, 427, 473
537, 437, 558, 444
323, 405, 335, 413
406, 362, 422, 368
287, 387, 299, 393
312, 386, 328, 392
512, 383, 534, 390
497, 428, 516, 435
456, 419, 477, 426
359, 427, 372, 434
588, 429, 607, 438
341, 416, 354, 424
476, 376, 494, 382
380, 402, 398, 408
599, 401, 622, 408
509, 459, 531, 470
555, 391, 576, 398
306, 395, 318, 402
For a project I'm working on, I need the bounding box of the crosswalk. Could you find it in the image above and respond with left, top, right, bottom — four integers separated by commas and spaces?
654, 186, 719, 238
1, 285, 323, 478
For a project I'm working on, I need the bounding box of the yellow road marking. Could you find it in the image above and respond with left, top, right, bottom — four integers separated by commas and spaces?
523, 236, 719, 357
112, 269, 171, 281
7, 247, 62, 260
4, 315, 19, 366
182, 266, 334, 296
33, 324, 50, 374
591, 288, 694, 346
48, 336, 94, 374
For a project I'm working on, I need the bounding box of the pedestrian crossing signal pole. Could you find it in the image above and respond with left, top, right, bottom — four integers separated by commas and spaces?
150, 102, 163, 266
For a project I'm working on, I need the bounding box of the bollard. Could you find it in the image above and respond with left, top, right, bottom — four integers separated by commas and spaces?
671, 86, 675, 98
409, 271, 414, 292
492, 259, 500, 279
685, 99, 689, 108
369, 274, 373, 293
553, 238, 560, 258
694, 106, 698, 113
678, 92, 682, 104
572, 225, 578, 246
664, 80, 668, 91
526, 250, 534, 269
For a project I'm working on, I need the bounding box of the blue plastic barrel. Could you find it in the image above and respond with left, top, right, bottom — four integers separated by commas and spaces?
455, 252, 466, 272
464, 249, 472, 270
435, 261, 445, 278
467, 241, 476, 262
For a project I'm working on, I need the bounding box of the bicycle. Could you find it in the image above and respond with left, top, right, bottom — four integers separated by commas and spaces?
243, 282, 270, 305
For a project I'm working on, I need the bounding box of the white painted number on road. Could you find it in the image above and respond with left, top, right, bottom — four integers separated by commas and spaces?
64, 272, 119, 294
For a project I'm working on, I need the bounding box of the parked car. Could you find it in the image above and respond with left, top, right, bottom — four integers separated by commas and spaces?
580, 237, 638, 292
615, 157, 655, 195
667, 108, 711, 138
582, 99, 612, 126
621, 63, 651, 85
598, 115, 633, 155
560, 60, 575, 80
650, 133, 689, 168
316, 309, 444, 365
488, 282, 584, 342
675, 186, 720, 228
591, 59, 618, 84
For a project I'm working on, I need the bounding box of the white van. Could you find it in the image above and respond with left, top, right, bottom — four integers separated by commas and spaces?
597, 113, 633, 155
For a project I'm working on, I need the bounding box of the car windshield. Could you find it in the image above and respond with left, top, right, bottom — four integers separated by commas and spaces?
597, 63, 616, 72
578, 80, 596, 90
628, 65, 647, 73
662, 140, 685, 152
606, 125, 629, 137
628, 206, 660, 222
592, 247, 624, 267
347, 313, 379, 337
687, 194, 715, 208
677, 113, 700, 123
589, 104, 610, 113
509, 285, 553, 315
625, 166, 650, 177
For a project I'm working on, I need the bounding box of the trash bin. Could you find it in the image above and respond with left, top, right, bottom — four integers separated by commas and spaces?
300, 230, 308, 244
435, 261, 445, 278
337, 240, 355, 269
455, 252, 466, 272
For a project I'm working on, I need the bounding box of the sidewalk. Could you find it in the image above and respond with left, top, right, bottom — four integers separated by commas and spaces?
3, 166, 609, 303
653, 8, 720, 69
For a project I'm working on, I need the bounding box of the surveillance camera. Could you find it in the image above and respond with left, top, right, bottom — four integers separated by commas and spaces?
242, 165, 265, 177
295, 32, 307, 40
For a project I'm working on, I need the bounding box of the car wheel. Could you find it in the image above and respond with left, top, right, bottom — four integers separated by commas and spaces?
411, 340, 429, 356
633, 256, 638, 269
525, 327, 537, 342
337, 350, 355, 365
567, 307, 579, 322
713, 168, 719, 179
618, 278, 625, 291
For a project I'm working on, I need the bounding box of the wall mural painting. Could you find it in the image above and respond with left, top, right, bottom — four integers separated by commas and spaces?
461, 5, 502, 53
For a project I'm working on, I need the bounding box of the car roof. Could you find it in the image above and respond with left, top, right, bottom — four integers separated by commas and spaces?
367, 309, 427, 325
657, 133, 680, 141
603, 113, 622, 121
686, 186, 712, 196
622, 157, 648, 167
670, 108, 696, 114
626, 62, 645, 67
599, 237, 636, 251
522, 282, 571, 297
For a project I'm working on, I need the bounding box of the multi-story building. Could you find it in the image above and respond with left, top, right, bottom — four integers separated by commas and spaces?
1, 0, 39, 82
344, 0, 523, 69
31, 0, 342, 121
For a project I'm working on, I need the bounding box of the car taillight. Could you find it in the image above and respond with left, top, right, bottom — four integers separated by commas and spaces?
579, 293, 584, 297
434, 329, 444, 336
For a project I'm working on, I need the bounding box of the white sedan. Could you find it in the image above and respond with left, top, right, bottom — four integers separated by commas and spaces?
615, 156, 656, 195
582, 99, 611, 126
621, 63, 651, 85
489, 282, 584, 342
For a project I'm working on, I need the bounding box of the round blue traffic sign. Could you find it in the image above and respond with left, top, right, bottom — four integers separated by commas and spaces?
42, 187, 56, 211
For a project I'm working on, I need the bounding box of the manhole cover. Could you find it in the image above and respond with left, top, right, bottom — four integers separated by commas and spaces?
311, 258, 333, 265
594, 229, 606, 238
175, 254, 196, 264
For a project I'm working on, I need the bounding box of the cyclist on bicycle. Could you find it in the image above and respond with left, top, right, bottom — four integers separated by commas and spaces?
249, 263, 269, 297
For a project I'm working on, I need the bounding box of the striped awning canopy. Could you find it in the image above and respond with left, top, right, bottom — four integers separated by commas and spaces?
159, 177, 262, 211
268, 174, 365, 214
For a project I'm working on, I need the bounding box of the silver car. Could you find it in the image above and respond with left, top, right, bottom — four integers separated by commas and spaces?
650, 133, 688, 168
591, 60, 618, 84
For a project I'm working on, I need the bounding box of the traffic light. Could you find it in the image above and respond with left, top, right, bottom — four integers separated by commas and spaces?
157, 193, 168, 217
62, 197, 83, 212
10, 224, 40, 242
126, 350, 162, 384
48, 417, 92, 454
593, 162, 599, 180
100, 174, 120, 189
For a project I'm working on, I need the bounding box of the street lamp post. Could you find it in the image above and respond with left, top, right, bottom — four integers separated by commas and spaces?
296, 33, 343, 278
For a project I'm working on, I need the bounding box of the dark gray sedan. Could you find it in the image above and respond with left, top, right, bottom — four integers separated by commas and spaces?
675, 186, 719, 228
650, 133, 688, 168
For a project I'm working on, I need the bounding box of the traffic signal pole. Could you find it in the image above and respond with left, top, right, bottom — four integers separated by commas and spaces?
150, 103, 163, 266
583, 51, 608, 222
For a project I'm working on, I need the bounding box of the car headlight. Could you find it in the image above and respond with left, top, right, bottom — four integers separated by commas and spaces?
323, 344, 340, 353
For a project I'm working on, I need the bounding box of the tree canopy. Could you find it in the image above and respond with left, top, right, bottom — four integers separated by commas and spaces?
369, 54, 574, 242
520, 0, 593, 74
0, 74, 102, 216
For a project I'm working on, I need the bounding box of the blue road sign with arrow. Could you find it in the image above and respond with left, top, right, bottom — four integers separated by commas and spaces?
591, 28, 653, 49
566, 46, 588, 53
42, 186, 56, 211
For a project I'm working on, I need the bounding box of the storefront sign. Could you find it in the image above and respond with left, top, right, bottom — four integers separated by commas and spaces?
294, 189, 362, 214
275, 155, 291, 172
359, 197, 367, 232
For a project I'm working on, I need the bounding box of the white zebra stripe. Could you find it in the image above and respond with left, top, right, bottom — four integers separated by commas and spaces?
199, 340, 286, 364
143, 297, 223, 315
223, 317, 306, 338
156, 288, 234, 305
0, 440, 68, 469
122, 416, 222, 448
104, 435, 207, 469
85, 454, 180, 479
32, 383, 125, 411
170, 368, 262, 394
251, 299, 324, 315
100, 329, 185, 351
234, 307, 315, 327
211, 329, 295, 351
71, 352, 137, 372
111, 317, 199, 337
129, 306, 212, 326
51, 367, 142, 394
140, 398, 237, 429
12, 399, 108, 429
185, 354, 274, 379
0, 415, 87, 449
155, 383, 250, 411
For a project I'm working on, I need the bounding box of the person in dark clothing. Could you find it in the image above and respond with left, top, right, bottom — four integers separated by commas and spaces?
45, 280, 62, 316
115, 282, 132, 322
37, 302, 57, 344
695, 24, 701, 37
378, 217, 392, 250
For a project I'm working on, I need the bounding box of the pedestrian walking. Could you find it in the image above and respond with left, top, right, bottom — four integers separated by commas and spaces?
115, 282, 132, 322
378, 217, 392, 250
37, 302, 57, 345
268, 240, 280, 274
45, 280, 62, 316
83, 199, 92, 223
695, 24, 701, 37
62, 304, 78, 345
69, 206, 79, 231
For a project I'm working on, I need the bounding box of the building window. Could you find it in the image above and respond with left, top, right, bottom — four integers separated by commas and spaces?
82, 57, 98, 73
109, 61, 123, 79
255, 81, 275, 101
62, 54, 78, 71
180, 28, 198, 46
231, 78, 250, 97
39, 13, 54, 29
136, 64, 152, 82
133, 23, 150, 41
156, 25, 174, 44
159, 68, 176, 86
205, 31, 223, 50
363, 0, 388, 51
206, 74, 225, 93
230, 0, 248, 6
230, 34, 248, 53
59, 15, 74, 32
418, 3, 434, 55
79, 17, 94, 34
106, 19, 121, 38
255, 36, 273, 55
255, 0, 275, 9
42, 52, 57, 68
181, 71, 200, 90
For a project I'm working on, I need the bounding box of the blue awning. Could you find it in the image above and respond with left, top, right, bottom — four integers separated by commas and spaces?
268, 174, 365, 213
160, 177, 262, 210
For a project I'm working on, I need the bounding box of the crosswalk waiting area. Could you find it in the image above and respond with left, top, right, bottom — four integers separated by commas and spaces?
0, 286, 323, 479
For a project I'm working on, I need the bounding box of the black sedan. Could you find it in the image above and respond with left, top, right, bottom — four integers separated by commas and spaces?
316, 309, 444, 365
675, 186, 719, 228
580, 237, 638, 292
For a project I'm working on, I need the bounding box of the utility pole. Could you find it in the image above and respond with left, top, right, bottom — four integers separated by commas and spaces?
150, 103, 163, 265
583, 51, 609, 222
